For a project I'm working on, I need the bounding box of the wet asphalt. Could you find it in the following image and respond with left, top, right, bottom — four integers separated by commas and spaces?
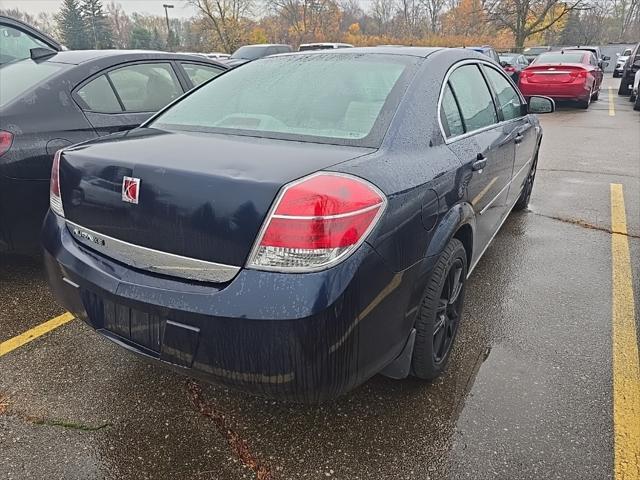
1, 77, 638, 480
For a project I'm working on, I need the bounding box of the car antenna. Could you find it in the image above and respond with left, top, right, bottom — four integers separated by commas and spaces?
30, 47, 57, 61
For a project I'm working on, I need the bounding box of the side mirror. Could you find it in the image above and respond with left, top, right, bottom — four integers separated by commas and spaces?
633, 59, 640, 69
603, 55, 611, 61
528, 95, 555, 114
616, 52, 621, 57
500, 60, 508, 67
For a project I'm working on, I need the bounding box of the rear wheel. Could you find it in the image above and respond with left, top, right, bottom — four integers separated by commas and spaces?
411, 238, 467, 380
592, 87, 599, 101
514, 155, 538, 211
634, 92, 640, 111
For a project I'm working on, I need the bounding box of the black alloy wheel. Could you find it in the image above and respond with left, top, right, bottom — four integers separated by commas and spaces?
514, 156, 537, 211
411, 238, 468, 380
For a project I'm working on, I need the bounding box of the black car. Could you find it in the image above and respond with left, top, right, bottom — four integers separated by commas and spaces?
499, 53, 529, 81
0, 15, 63, 65
43, 47, 554, 402
224, 44, 293, 68
466, 45, 501, 64
0, 50, 227, 253
618, 42, 640, 95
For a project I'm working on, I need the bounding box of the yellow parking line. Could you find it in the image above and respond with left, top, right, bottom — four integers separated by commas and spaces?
0, 312, 74, 357
610, 183, 640, 480
609, 87, 616, 116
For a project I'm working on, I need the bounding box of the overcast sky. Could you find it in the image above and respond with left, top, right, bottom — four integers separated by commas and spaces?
0, 0, 199, 18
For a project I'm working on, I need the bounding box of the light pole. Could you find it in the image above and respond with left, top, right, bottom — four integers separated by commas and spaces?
163, 4, 174, 51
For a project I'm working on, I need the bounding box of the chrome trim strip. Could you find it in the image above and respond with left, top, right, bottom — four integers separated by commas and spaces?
271, 203, 382, 220
66, 220, 241, 283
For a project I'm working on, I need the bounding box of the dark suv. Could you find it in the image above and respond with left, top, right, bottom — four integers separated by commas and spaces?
618, 42, 640, 96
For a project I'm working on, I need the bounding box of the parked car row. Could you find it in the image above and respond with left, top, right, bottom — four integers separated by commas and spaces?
615, 42, 640, 111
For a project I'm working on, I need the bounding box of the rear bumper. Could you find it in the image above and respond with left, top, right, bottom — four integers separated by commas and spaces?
42, 212, 419, 402
519, 82, 591, 101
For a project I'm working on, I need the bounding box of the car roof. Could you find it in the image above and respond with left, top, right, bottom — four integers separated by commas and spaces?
279, 46, 444, 58
37, 49, 227, 66
238, 44, 290, 48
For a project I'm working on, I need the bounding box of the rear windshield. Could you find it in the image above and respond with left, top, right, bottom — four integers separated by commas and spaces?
231, 46, 268, 60
151, 54, 417, 147
524, 47, 548, 55
0, 59, 67, 107
534, 52, 585, 64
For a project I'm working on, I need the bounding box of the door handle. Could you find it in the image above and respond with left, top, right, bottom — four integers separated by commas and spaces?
472, 153, 487, 171
514, 133, 524, 144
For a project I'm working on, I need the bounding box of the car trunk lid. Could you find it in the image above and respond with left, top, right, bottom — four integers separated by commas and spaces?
59, 128, 374, 269
523, 64, 586, 83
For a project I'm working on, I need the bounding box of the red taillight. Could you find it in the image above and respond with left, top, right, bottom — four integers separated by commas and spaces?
0, 130, 13, 157
50, 150, 65, 217
248, 173, 386, 271
570, 69, 588, 79
504, 66, 516, 72
521, 70, 533, 80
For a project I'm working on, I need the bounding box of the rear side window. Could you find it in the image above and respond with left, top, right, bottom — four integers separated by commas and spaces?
448, 65, 497, 132
181, 63, 224, 86
483, 66, 523, 121
0, 60, 66, 107
77, 75, 122, 113
440, 84, 465, 138
109, 63, 182, 112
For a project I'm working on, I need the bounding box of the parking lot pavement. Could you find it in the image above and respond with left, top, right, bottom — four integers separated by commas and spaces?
0, 77, 638, 480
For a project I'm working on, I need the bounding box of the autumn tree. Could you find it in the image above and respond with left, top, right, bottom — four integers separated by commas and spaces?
107, 1, 132, 48
485, 0, 585, 50
188, 0, 254, 53
266, 0, 343, 44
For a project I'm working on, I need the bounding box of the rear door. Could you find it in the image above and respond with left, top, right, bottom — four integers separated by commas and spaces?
482, 64, 536, 208
440, 62, 516, 249
74, 62, 184, 136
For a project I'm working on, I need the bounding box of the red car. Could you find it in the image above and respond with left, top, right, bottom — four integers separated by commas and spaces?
518, 50, 604, 109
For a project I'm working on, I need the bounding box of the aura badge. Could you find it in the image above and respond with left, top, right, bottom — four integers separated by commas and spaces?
122, 176, 140, 204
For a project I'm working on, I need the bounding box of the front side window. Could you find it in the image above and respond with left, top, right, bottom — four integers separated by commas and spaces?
151, 54, 416, 147
76, 75, 122, 113
181, 63, 224, 87
440, 84, 465, 138
448, 65, 498, 132
483, 66, 523, 121
108, 63, 182, 112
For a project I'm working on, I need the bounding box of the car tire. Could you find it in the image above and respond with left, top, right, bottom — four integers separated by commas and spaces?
592, 88, 599, 101
629, 92, 636, 102
513, 155, 537, 211
618, 79, 631, 95
411, 238, 467, 380
579, 95, 591, 109
634, 93, 640, 111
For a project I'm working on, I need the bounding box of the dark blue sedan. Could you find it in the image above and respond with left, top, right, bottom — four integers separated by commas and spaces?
43, 47, 554, 402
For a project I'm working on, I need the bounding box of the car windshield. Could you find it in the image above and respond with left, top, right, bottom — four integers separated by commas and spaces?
0, 59, 67, 107
534, 52, 585, 64
230, 46, 269, 60
151, 54, 416, 147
